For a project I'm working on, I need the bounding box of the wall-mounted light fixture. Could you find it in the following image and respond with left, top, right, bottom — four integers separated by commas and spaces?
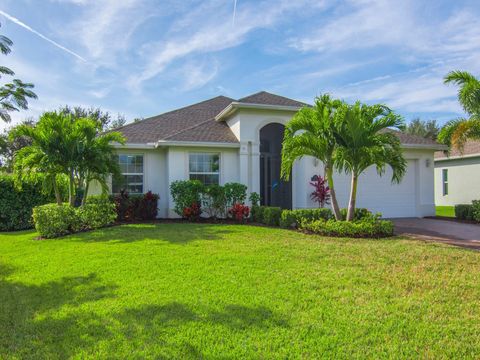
425, 158, 431, 168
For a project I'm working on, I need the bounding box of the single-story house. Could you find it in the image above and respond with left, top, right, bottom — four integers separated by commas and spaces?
93, 91, 445, 218
434, 140, 480, 206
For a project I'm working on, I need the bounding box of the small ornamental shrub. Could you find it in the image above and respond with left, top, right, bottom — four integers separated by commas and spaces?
112, 191, 158, 221
280, 208, 333, 228
183, 202, 201, 221
33, 204, 76, 238
309, 175, 330, 208
201, 184, 226, 219
224, 182, 247, 208
262, 207, 282, 226
249, 192, 260, 207
0, 174, 54, 231
251, 205, 264, 223
339, 208, 376, 221
455, 204, 474, 221
228, 203, 250, 223
74, 196, 116, 231
170, 180, 203, 218
300, 218, 394, 238
472, 200, 480, 222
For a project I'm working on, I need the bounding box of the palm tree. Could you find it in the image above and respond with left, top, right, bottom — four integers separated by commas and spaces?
74, 119, 125, 205
333, 102, 407, 221
281, 94, 343, 220
439, 71, 480, 150
12, 112, 72, 204
12, 111, 125, 206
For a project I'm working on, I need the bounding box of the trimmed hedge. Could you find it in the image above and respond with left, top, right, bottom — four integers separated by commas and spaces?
251, 205, 265, 223
280, 208, 333, 228
472, 200, 480, 222
33, 204, 76, 238
339, 208, 374, 221
33, 196, 116, 238
0, 174, 53, 231
455, 204, 474, 221
300, 218, 394, 238
263, 207, 282, 226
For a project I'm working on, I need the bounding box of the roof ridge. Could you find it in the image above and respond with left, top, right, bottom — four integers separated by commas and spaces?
113, 95, 235, 132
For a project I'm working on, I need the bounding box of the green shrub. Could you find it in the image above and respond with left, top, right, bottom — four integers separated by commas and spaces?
33, 203, 76, 238
0, 174, 53, 231
201, 184, 226, 219
280, 208, 333, 228
249, 192, 260, 207
300, 218, 394, 238
262, 207, 282, 226
224, 182, 247, 208
472, 200, 480, 222
455, 204, 474, 221
339, 208, 377, 220
170, 180, 204, 217
75, 196, 116, 231
251, 205, 265, 223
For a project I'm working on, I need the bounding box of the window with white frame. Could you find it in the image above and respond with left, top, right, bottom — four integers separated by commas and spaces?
442, 168, 448, 196
112, 154, 144, 194
189, 153, 220, 185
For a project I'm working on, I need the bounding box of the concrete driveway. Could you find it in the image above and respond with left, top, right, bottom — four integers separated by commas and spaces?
393, 218, 480, 250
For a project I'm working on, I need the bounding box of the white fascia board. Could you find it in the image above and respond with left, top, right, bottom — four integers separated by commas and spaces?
401, 143, 448, 151
434, 153, 480, 162
215, 102, 302, 121
113, 142, 156, 149
155, 140, 240, 148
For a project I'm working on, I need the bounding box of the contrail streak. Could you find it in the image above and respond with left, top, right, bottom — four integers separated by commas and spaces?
0, 9, 87, 62
232, 0, 237, 26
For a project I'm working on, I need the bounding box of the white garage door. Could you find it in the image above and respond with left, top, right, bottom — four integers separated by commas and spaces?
355, 159, 418, 218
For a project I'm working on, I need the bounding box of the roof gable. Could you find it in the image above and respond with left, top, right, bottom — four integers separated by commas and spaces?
238, 91, 307, 107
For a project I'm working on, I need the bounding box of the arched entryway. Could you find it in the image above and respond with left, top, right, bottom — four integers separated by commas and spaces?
259, 123, 292, 209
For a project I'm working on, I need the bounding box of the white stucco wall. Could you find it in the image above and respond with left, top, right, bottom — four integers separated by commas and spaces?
434, 157, 480, 206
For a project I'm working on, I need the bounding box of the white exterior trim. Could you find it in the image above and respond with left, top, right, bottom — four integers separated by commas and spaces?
435, 153, 480, 161
155, 140, 240, 148
215, 102, 302, 121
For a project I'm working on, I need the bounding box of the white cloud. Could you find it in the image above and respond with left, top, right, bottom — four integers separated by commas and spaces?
179, 60, 219, 91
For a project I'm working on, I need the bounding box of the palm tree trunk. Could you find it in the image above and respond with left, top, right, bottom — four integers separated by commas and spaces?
325, 165, 341, 220
68, 168, 75, 206
82, 172, 90, 206
347, 173, 358, 221
52, 175, 62, 205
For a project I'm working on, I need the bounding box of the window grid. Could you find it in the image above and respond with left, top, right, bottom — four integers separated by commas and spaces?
442, 169, 448, 196
112, 154, 144, 194
189, 153, 220, 186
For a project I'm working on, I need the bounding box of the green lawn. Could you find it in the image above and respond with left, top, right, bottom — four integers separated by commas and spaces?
436, 206, 455, 217
1, 224, 480, 359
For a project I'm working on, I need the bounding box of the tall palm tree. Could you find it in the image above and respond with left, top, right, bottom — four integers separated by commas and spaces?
281, 94, 343, 220
439, 71, 480, 150
333, 102, 407, 221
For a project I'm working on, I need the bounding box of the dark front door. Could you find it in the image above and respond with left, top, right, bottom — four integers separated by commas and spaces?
259, 123, 292, 209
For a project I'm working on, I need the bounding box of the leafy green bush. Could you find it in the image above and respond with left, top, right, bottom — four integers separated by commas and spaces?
170, 180, 204, 218
300, 218, 394, 238
251, 205, 265, 223
455, 204, 474, 221
33, 203, 76, 238
280, 208, 333, 228
472, 200, 480, 222
262, 207, 282, 226
339, 208, 377, 221
75, 196, 116, 231
224, 182, 247, 208
201, 184, 226, 219
0, 174, 54, 231
249, 192, 260, 207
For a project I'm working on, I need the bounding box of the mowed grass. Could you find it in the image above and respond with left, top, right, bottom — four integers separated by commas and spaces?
436, 206, 455, 217
1, 224, 480, 359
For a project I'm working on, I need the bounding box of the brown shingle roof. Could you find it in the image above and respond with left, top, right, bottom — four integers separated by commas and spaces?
435, 140, 480, 159
116, 91, 443, 149
238, 91, 307, 107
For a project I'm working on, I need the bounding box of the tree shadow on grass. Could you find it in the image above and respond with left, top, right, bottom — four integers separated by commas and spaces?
67, 223, 240, 244
0, 263, 117, 359
1, 266, 289, 358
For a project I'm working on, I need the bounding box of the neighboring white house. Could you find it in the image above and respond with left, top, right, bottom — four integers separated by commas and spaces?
92, 91, 445, 218
434, 140, 480, 206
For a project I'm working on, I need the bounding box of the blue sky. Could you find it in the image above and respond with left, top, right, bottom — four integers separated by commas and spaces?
1, 0, 479, 131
